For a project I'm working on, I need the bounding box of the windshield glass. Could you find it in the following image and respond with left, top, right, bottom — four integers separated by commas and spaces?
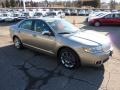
13, 14, 19, 17
34, 13, 42, 16
23, 13, 29, 16
46, 12, 56, 16
47, 19, 79, 34
3, 14, 8, 17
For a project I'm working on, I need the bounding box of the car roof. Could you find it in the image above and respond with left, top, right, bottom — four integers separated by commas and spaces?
111, 12, 120, 14
29, 17, 62, 22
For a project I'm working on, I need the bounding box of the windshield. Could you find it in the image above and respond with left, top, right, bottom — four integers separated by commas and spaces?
23, 13, 29, 16
46, 12, 56, 16
47, 19, 79, 34
13, 14, 19, 17
34, 13, 42, 16
97, 13, 109, 17
3, 14, 8, 17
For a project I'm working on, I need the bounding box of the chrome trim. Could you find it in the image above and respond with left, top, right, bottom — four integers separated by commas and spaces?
23, 43, 55, 55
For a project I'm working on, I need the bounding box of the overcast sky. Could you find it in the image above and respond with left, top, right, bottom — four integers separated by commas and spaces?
101, 0, 120, 3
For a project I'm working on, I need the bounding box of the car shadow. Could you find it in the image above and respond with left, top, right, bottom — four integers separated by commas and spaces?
0, 44, 105, 90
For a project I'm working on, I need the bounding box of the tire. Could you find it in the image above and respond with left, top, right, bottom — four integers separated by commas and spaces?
13, 37, 23, 49
58, 48, 80, 69
94, 21, 101, 27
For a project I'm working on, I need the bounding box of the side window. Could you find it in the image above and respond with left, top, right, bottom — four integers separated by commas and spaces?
115, 14, 120, 19
104, 14, 113, 19
20, 20, 33, 30
34, 20, 51, 33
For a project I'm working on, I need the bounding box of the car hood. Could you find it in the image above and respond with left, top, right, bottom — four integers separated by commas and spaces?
62, 30, 110, 46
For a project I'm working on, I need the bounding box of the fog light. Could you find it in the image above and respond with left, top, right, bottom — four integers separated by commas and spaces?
96, 61, 102, 65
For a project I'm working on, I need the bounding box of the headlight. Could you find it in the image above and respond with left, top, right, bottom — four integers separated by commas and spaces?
83, 46, 103, 53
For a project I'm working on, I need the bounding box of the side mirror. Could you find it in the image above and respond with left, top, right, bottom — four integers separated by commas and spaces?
42, 31, 51, 36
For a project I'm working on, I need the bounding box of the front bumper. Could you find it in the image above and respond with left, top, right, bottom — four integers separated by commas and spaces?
77, 49, 113, 66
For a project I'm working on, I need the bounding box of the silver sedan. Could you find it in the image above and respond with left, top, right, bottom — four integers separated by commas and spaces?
9, 18, 113, 68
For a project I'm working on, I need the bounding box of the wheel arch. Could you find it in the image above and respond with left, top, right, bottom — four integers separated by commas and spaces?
57, 46, 81, 67
57, 46, 81, 62
13, 35, 19, 41
95, 20, 101, 24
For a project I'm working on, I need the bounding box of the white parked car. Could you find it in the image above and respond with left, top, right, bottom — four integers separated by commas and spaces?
64, 9, 71, 16
33, 11, 43, 18
5, 12, 21, 22
46, 11, 64, 18
0, 12, 12, 22
57, 11, 65, 18
78, 10, 87, 16
86, 11, 110, 22
18, 11, 34, 20
71, 9, 78, 16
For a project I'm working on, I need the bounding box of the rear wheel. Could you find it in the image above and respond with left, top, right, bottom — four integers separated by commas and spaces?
13, 37, 23, 49
94, 21, 101, 27
58, 48, 80, 69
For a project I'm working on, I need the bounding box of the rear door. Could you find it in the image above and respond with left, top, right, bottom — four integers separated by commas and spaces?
100, 14, 114, 25
18, 19, 36, 45
114, 13, 120, 25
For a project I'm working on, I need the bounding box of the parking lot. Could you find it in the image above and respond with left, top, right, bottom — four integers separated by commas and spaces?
0, 16, 120, 90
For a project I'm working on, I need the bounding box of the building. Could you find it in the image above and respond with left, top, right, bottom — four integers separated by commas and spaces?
101, 2, 110, 9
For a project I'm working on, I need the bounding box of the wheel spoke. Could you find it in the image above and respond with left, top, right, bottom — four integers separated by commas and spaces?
61, 50, 76, 68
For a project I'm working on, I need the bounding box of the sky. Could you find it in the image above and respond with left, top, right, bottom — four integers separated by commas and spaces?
101, 0, 120, 3
26, 0, 120, 3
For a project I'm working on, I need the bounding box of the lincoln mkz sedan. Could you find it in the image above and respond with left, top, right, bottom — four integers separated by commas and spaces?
9, 18, 113, 68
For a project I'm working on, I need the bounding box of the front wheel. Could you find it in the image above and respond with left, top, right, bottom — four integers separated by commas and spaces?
58, 48, 80, 69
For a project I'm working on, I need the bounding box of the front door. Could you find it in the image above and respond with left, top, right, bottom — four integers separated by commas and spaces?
33, 20, 56, 54
114, 13, 120, 25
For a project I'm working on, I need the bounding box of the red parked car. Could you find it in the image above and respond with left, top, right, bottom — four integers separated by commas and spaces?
88, 12, 120, 26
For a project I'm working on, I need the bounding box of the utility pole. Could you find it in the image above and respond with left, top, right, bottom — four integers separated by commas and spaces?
81, 0, 83, 7
114, 0, 116, 9
23, 0, 26, 11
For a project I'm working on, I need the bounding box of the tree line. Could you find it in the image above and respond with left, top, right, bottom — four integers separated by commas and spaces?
1, 0, 100, 8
